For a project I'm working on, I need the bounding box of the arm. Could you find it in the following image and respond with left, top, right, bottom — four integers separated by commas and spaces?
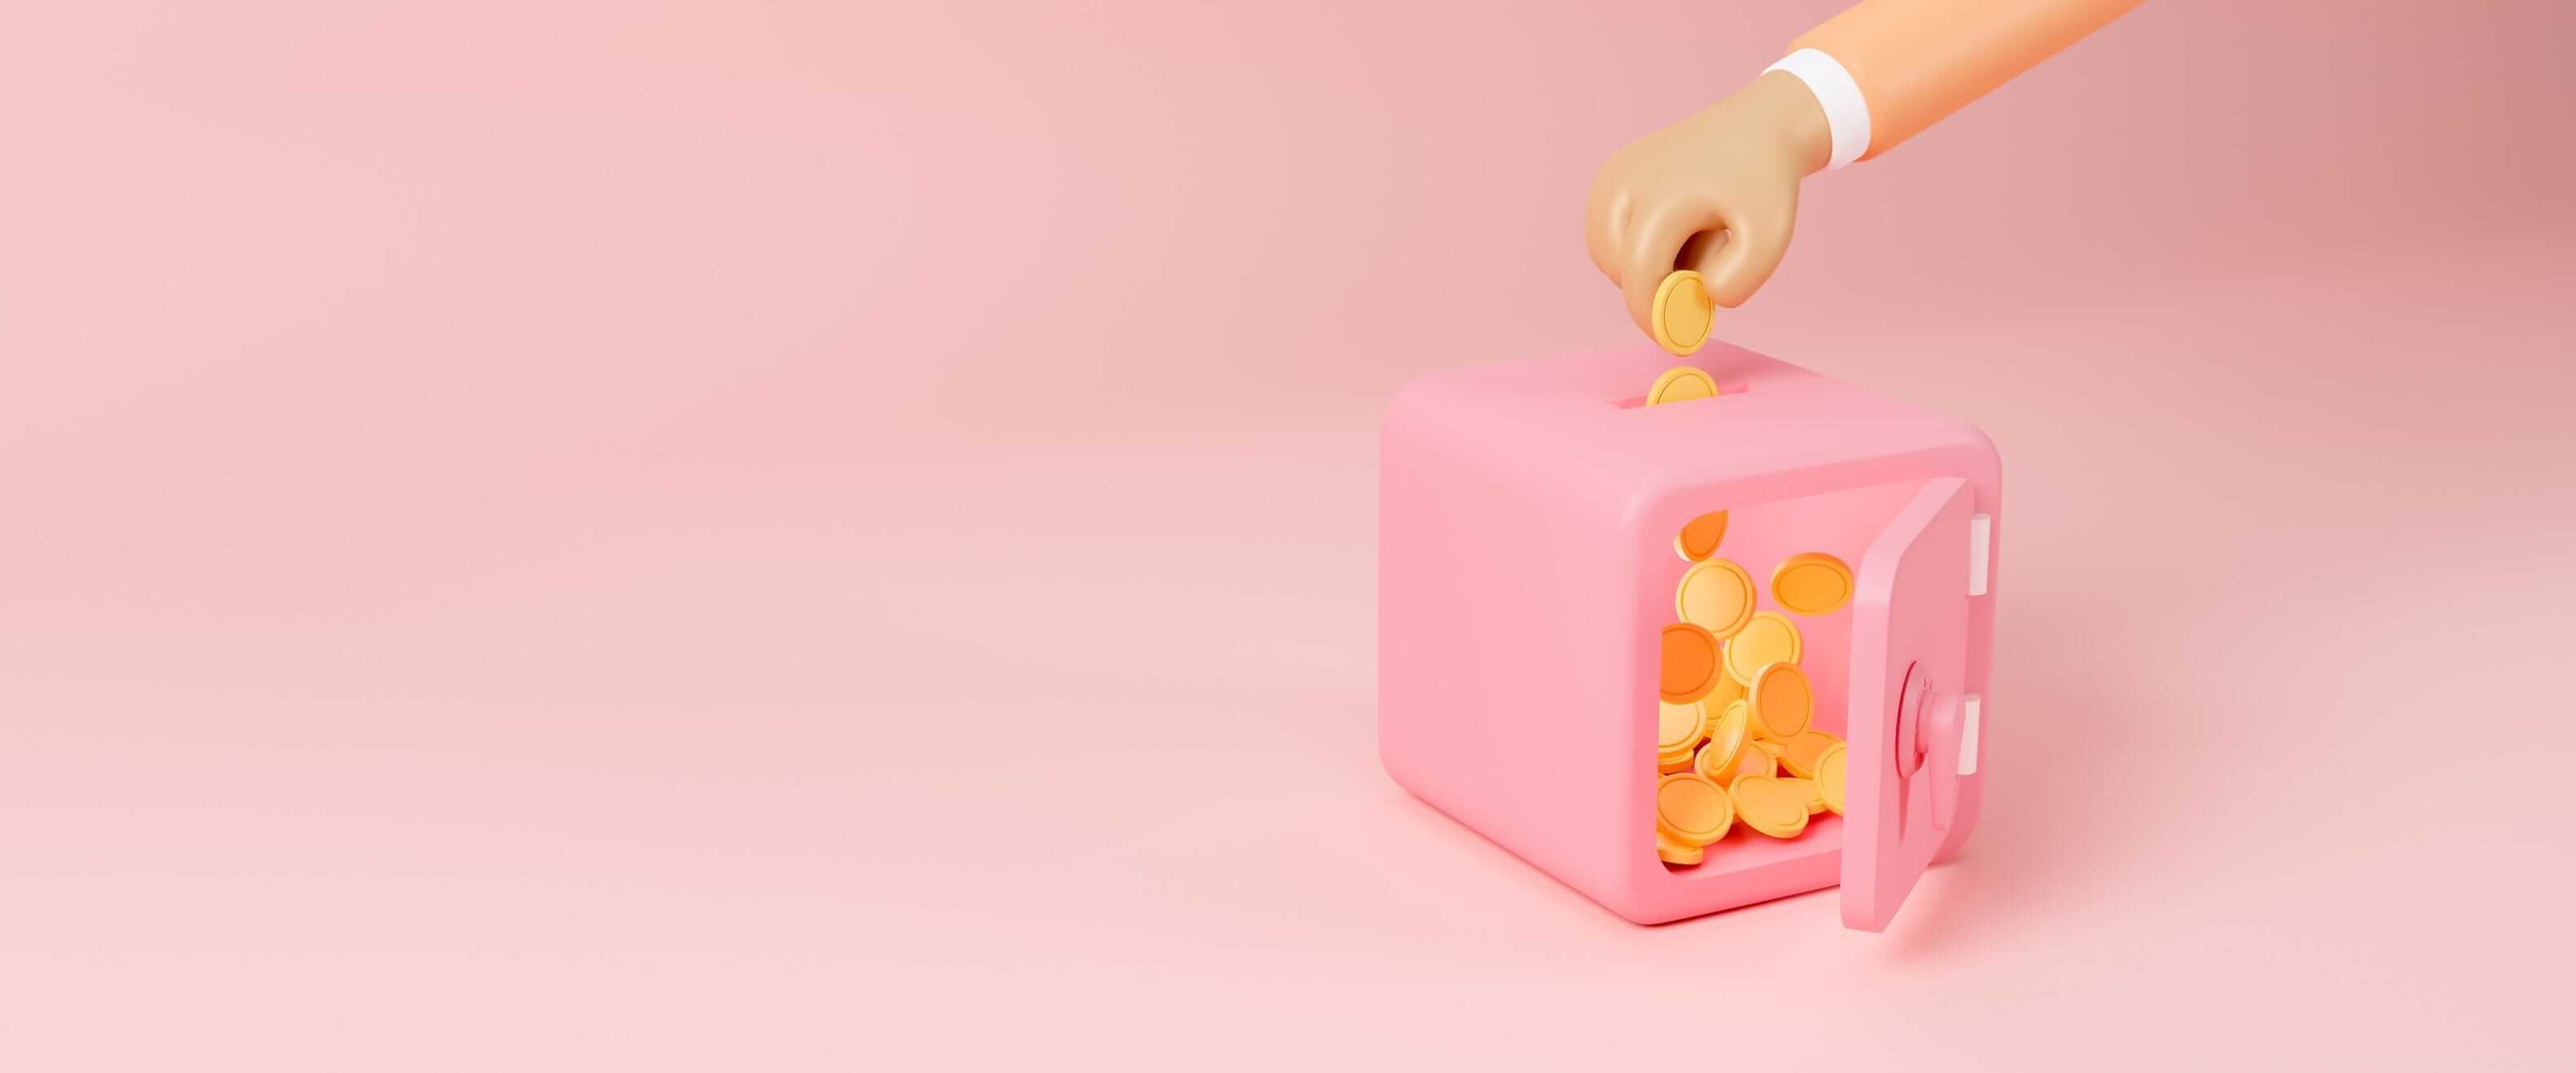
1791, 0, 2144, 162
1584, 0, 2143, 343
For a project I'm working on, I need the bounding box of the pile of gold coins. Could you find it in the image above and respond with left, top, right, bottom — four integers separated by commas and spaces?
1644, 366, 1854, 868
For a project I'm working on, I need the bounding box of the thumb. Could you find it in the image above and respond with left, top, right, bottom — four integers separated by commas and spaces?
1689, 202, 1796, 309
1617, 209, 1701, 338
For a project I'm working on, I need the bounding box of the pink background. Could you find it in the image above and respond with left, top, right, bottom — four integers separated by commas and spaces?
5, 1, 2573, 1066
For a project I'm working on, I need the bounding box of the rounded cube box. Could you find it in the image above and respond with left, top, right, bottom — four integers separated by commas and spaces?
1377, 344, 2001, 929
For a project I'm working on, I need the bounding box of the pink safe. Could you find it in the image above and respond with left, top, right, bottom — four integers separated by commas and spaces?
1377, 343, 1999, 930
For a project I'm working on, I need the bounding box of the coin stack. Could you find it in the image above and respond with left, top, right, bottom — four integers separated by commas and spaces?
1645, 367, 1857, 868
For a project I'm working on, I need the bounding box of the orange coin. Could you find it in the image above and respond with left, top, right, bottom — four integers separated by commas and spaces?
1771, 552, 1854, 616
1646, 364, 1717, 402
1723, 612, 1803, 686
1656, 831, 1704, 866
1702, 663, 1746, 711
1689, 700, 1751, 782
1724, 745, 1777, 784
1658, 700, 1708, 753
1650, 274, 1715, 356
1782, 777, 1827, 815
1659, 622, 1721, 704
1732, 775, 1809, 839
1656, 773, 1735, 846
1747, 662, 1814, 740
1675, 559, 1757, 639
1693, 740, 1731, 782
1778, 730, 1845, 779
1674, 511, 1729, 561
1815, 742, 1848, 815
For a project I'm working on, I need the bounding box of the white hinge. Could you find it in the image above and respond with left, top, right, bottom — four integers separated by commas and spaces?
1967, 514, 1992, 597
1959, 695, 1982, 775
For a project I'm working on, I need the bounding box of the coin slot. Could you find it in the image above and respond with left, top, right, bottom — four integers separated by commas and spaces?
1610, 382, 1750, 409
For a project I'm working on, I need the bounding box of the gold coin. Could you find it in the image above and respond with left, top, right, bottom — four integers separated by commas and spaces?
1659, 622, 1721, 704
1751, 739, 1786, 761
1674, 511, 1728, 562
1656, 772, 1734, 846
1746, 662, 1814, 739
1782, 777, 1826, 815
1723, 612, 1804, 685
1658, 699, 1707, 753
1657, 831, 1704, 866
1651, 271, 1715, 356
1693, 741, 1732, 782
1815, 742, 1848, 815
1771, 552, 1854, 616
1645, 365, 1717, 405
1723, 744, 1776, 784
1691, 700, 1751, 782
1696, 662, 1745, 713
1731, 775, 1809, 839
1658, 732, 1700, 769
1675, 559, 1756, 638
1778, 730, 1844, 779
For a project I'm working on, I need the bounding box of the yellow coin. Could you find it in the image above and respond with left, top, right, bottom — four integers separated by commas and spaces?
1751, 739, 1786, 761
1782, 777, 1826, 815
1723, 612, 1804, 685
1660, 621, 1722, 704
1675, 559, 1756, 638
1673, 510, 1728, 562
1722, 744, 1776, 784
1746, 662, 1814, 740
1656, 773, 1735, 846
1691, 700, 1751, 782
1658, 699, 1707, 753
1657, 831, 1704, 866
1651, 271, 1715, 356
1660, 733, 1701, 759
1778, 729, 1844, 779
1680, 660, 1742, 718
1658, 752, 1696, 775
1771, 552, 1854, 616
1731, 775, 1809, 839
1815, 742, 1848, 815
1645, 365, 1717, 405
1692, 741, 1730, 782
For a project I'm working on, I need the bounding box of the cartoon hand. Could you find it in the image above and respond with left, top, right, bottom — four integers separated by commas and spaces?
1583, 71, 1833, 344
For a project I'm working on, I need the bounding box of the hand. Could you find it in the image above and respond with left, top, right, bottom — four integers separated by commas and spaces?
1584, 71, 1834, 341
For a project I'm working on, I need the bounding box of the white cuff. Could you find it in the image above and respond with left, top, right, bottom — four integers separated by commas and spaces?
1764, 48, 1871, 170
